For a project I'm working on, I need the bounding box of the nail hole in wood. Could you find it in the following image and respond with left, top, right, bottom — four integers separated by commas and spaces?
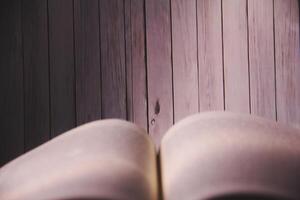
155, 100, 160, 115
151, 118, 155, 125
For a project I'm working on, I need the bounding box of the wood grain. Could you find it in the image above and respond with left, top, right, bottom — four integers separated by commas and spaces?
125, 0, 148, 129
274, 0, 300, 124
248, 0, 276, 120
100, 0, 127, 119
172, 0, 198, 122
1, 0, 300, 162
222, 0, 250, 113
0, 1, 24, 165
125, 0, 133, 123
48, 0, 76, 137
197, 0, 224, 112
146, 0, 173, 146
74, 0, 101, 125
22, 0, 50, 151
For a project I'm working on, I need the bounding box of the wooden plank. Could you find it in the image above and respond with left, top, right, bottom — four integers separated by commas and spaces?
100, 0, 127, 119
74, 0, 101, 125
248, 0, 276, 120
48, 0, 76, 137
146, 0, 173, 146
22, 0, 50, 151
222, 0, 250, 113
274, 0, 300, 124
125, 0, 133, 123
0, 1, 24, 165
171, 0, 198, 122
197, 0, 224, 112
125, 0, 148, 129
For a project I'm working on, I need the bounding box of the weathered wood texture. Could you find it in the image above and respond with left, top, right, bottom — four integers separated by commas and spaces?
172, 0, 198, 122
0, 0, 299, 163
223, 0, 250, 113
146, 0, 173, 147
248, 0, 276, 120
100, 0, 127, 119
125, 0, 148, 130
274, 0, 300, 124
0, 1, 24, 166
22, 0, 50, 151
197, 0, 224, 112
74, 0, 101, 125
48, 0, 76, 137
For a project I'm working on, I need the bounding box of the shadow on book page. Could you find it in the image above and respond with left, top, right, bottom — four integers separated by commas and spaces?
161, 112, 300, 200
0, 120, 158, 200
1, 112, 300, 200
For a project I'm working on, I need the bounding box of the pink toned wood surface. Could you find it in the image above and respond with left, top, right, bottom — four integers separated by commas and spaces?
248, 0, 276, 120
74, 0, 101, 125
0, 0, 24, 165
146, 0, 173, 147
125, 0, 148, 130
197, 0, 224, 112
48, 0, 76, 137
100, 0, 127, 119
22, 0, 50, 150
172, 0, 198, 122
1, 0, 300, 164
274, 0, 300, 124
223, 0, 250, 113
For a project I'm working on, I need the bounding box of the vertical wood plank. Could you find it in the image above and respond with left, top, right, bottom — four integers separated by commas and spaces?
197, 0, 224, 112
222, 0, 250, 113
274, 0, 300, 124
248, 0, 276, 120
125, 0, 133, 123
125, 0, 148, 129
48, 0, 76, 137
146, 0, 173, 146
100, 0, 127, 119
74, 0, 101, 125
172, 0, 198, 122
0, 1, 24, 165
22, 0, 50, 151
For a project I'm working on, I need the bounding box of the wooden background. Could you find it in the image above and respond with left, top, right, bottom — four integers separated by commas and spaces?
0, 0, 299, 165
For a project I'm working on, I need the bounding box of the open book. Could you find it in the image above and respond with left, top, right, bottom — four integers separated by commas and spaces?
1, 112, 300, 200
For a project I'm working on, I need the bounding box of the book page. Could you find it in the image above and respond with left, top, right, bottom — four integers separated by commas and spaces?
0, 120, 158, 200
160, 112, 300, 200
